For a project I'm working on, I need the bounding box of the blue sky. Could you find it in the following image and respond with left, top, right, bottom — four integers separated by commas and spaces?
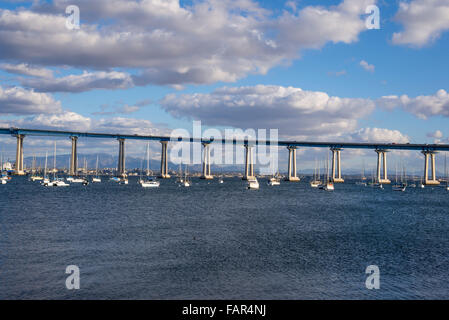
0, 0, 449, 173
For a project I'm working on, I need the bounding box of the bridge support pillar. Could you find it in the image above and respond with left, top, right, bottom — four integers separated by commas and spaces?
331, 148, 344, 183
375, 149, 391, 184
117, 138, 126, 178
242, 145, 255, 180
70, 136, 78, 176
14, 134, 25, 175
201, 143, 213, 180
159, 141, 170, 179
286, 146, 300, 182
422, 151, 440, 185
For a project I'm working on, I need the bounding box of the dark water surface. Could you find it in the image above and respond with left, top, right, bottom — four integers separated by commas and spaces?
1, 176, 449, 299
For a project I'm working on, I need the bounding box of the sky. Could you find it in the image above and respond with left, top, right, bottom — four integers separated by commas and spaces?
0, 0, 449, 174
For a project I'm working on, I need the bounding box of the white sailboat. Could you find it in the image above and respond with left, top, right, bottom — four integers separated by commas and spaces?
140, 142, 160, 188
44, 142, 69, 187
182, 165, 191, 187
310, 159, 321, 188
321, 153, 334, 191
247, 177, 259, 189
268, 175, 280, 186
268, 161, 280, 186
1, 153, 9, 184
82, 158, 89, 185
92, 155, 101, 183
392, 161, 406, 192
445, 154, 449, 191
30, 155, 43, 181
355, 160, 367, 186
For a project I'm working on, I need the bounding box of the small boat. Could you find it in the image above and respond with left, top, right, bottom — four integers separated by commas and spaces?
119, 179, 128, 185
445, 154, 449, 191
310, 159, 321, 187
182, 180, 190, 187
247, 177, 259, 190
310, 180, 321, 188
44, 142, 70, 187
92, 155, 102, 183
393, 185, 406, 192
70, 177, 85, 183
324, 181, 334, 191
268, 177, 280, 186
110, 177, 120, 182
219, 178, 224, 184
182, 165, 191, 187
321, 154, 334, 191
1, 178, 7, 185
52, 178, 70, 187
268, 176, 280, 186
141, 176, 160, 188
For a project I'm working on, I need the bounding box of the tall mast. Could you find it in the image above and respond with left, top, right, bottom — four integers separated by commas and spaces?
53, 141, 56, 179
44, 151, 48, 178
147, 142, 150, 176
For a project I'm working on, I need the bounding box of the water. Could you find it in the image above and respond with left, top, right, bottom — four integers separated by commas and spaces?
1, 176, 449, 299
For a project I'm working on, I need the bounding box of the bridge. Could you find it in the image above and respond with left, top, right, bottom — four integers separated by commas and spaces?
2, 127, 449, 185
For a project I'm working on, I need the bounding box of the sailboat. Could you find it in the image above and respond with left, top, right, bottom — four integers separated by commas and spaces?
92, 155, 101, 183
321, 153, 334, 191
41, 152, 50, 185
176, 164, 184, 183
82, 158, 89, 185
218, 166, 224, 184
268, 174, 280, 186
247, 177, 259, 189
0, 154, 7, 184
1, 153, 9, 184
355, 160, 367, 186
310, 159, 321, 187
30, 155, 43, 181
419, 175, 425, 189
445, 154, 449, 191
182, 165, 191, 187
44, 142, 69, 187
140, 142, 160, 188
392, 161, 406, 192
268, 160, 280, 186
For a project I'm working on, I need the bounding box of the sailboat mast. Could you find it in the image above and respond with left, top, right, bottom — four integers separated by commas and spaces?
147, 142, 150, 176
44, 151, 48, 178
53, 141, 56, 179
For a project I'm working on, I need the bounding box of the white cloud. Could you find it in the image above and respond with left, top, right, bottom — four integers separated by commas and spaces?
21, 71, 133, 93
359, 60, 375, 72
392, 0, 449, 47
0, 110, 168, 137
160, 84, 375, 138
377, 89, 449, 119
350, 127, 410, 143
0, 0, 375, 86
427, 130, 443, 139
0, 85, 61, 115
0, 63, 53, 78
